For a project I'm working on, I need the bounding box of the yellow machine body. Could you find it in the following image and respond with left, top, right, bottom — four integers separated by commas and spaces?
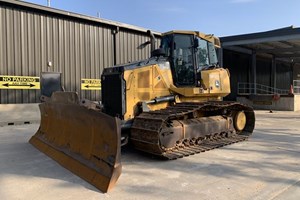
122, 64, 231, 120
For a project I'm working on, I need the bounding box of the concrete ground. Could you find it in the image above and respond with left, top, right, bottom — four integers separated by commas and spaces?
0, 103, 40, 126
0, 110, 299, 200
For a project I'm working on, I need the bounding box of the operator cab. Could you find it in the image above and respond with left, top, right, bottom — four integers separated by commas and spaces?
160, 31, 219, 87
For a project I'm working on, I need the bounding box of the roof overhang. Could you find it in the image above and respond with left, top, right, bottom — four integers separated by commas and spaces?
221, 26, 300, 64
0, 0, 161, 36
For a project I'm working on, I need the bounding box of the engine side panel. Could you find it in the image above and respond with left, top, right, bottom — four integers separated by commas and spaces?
123, 62, 173, 120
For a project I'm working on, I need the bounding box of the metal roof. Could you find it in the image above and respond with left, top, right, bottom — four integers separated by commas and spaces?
221, 26, 300, 63
0, 0, 161, 36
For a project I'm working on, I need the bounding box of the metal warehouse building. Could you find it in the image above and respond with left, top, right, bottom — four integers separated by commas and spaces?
1, 0, 300, 111
220, 26, 300, 111
0, 0, 160, 104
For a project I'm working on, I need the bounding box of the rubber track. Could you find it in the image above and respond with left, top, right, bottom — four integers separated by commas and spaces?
131, 101, 255, 160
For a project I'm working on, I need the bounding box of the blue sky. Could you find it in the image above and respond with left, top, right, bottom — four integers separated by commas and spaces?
23, 0, 300, 36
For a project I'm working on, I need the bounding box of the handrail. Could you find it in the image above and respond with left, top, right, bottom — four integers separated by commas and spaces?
237, 82, 290, 95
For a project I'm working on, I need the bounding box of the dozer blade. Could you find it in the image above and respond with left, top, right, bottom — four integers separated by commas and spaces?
29, 92, 121, 193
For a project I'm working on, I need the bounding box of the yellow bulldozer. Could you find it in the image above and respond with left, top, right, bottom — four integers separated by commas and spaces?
29, 30, 255, 192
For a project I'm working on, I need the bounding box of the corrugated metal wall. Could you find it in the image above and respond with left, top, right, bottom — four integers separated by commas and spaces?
0, 1, 160, 103
256, 57, 272, 90
223, 50, 251, 100
293, 63, 300, 80
116, 29, 153, 64
223, 49, 294, 99
276, 61, 292, 90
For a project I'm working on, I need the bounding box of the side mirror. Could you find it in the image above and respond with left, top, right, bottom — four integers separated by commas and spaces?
151, 48, 166, 57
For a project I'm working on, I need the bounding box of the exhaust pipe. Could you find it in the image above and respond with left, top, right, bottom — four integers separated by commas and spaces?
147, 30, 156, 52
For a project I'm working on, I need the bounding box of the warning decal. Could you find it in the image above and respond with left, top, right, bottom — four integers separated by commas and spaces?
81, 78, 101, 90
0, 75, 40, 90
